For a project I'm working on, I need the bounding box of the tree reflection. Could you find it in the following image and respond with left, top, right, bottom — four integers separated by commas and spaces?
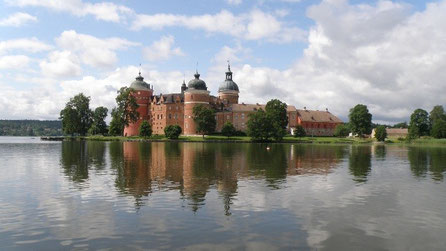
374, 145, 387, 160
289, 145, 346, 176
408, 147, 446, 181
60, 141, 107, 184
349, 146, 372, 183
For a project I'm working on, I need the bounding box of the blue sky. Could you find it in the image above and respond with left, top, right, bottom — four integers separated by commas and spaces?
0, 0, 445, 124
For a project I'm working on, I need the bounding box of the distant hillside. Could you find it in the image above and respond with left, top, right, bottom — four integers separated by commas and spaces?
0, 120, 62, 136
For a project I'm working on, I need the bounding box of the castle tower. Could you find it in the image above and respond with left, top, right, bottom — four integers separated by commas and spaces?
183, 71, 210, 135
123, 72, 153, 136
218, 63, 239, 105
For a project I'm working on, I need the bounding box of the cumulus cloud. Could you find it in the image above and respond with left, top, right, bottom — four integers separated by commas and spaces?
40, 50, 82, 78
132, 9, 307, 43
0, 38, 52, 54
55, 30, 140, 68
207, 0, 446, 124
143, 35, 184, 61
6, 0, 132, 23
0, 12, 37, 27
0, 55, 30, 69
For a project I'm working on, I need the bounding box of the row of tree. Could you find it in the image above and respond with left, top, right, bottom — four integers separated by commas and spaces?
408, 105, 446, 139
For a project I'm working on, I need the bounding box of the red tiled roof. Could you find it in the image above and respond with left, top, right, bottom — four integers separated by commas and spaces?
296, 109, 342, 123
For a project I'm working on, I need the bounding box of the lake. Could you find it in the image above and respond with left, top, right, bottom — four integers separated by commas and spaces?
1, 137, 445, 250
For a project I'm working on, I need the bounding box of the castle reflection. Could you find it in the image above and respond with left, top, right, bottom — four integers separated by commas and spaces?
113, 142, 347, 212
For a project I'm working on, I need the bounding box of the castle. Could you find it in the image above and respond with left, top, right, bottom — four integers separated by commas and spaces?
123, 64, 342, 136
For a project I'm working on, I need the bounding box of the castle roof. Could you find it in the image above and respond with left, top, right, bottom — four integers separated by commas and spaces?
130, 72, 151, 91
230, 103, 297, 112
296, 109, 342, 123
218, 64, 239, 92
187, 72, 207, 90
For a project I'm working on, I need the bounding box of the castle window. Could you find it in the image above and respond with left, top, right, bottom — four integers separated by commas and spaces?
226, 115, 230, 119
169, 114, 172, 119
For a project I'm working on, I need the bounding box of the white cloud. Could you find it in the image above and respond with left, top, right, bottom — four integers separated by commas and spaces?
143, 35, 184, 61
0, 55, 30, 69
6, 0, 132, 23
204, 0, 446, 124
56, 30, 140, 68
0, 38, 52, 54
40, 50, 82, 78
227, 0, 242, 5
132, 9, 306, 43
0, 12, 37, 27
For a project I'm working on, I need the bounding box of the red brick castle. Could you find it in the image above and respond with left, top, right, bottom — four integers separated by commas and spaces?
123, 64, 342, 136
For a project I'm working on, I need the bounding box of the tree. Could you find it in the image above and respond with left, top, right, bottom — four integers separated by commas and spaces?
409, 108, 430, 138
294, 125, 306, 137
431, 119, 446, 139
247, 109, 274, 141
139, 120, 152, 137
265, 99, 288, 141
109, 108, 124, 136
393, 122, 408, 128
89, 106, 108, 135
374, 125, 387, 141
193, 105, 216, 138
59, 93, 93, 136
221, 121, 236, 138
334, 124, 350, 137
164, 125, 182, 139
430, 105, 446, 124
349, 104, 372, 137
109, 87, 139, 136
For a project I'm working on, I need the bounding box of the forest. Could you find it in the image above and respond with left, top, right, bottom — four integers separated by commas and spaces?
0, 120, 62, 136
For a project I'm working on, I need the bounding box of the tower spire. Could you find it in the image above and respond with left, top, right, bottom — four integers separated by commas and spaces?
225, 60, 232, 80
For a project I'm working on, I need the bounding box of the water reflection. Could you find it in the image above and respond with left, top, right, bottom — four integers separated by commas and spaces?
60, 141, 106, 183
408, 147, 446, 181
348, 146, 372, 183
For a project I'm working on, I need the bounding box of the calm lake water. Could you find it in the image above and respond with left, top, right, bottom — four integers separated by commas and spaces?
1, 137, 446, 250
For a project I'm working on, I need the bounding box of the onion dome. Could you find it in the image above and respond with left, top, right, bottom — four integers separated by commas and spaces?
187, 71, 207, 90
218, 64, 239, 92
129, 71, 151, 91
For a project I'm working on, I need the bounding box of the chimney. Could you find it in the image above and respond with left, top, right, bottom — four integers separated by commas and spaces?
304, 106, 306, 110
326, 108, 329, 112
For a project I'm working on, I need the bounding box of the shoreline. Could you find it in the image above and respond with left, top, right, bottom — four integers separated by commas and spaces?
39, 136, 446, 145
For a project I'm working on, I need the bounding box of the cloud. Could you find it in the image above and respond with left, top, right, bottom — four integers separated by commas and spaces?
132, 9, 306, 43
40, 50, 82, 78
6, 0, 132, 23
0, 55, 30, 69
55, 30, 140, 68
226, 0, 242, 5
143, 35, 184, 61
0, 38, 52, 54
207, 0, 446, 124
0, 12, 37, 27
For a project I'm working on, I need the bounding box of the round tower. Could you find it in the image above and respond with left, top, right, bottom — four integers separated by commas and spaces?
123, 72, 153, 136
218, 63, 239, 105
183, 71, 210, 135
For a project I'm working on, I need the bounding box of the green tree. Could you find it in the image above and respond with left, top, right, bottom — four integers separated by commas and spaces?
431, 119, 446, 139
348, 104, 372, 137
430, 105, 446, 123
294, 125, 306, 137
59, 93, 93, 136
409, 108, 430, 138
265, 99, 288, 141
164, 125, 182, 139
221, 121, 236, 138
109, 108, 124, 136
334, 124, 350, 137
374, 125, 387, 141
392, 122, 408, 128
139, 120, 152, 137
247, 109, 274, 141
109, 87, 140, 136
193, 105, 216, 138
89, 106, 108, 135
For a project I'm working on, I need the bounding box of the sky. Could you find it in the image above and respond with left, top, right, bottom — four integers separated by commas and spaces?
0, 0, 445, 124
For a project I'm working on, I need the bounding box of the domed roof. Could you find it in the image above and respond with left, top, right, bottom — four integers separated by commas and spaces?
129, 72, 151, 91
218, 64, 239, 92
187, 72, 207, 90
